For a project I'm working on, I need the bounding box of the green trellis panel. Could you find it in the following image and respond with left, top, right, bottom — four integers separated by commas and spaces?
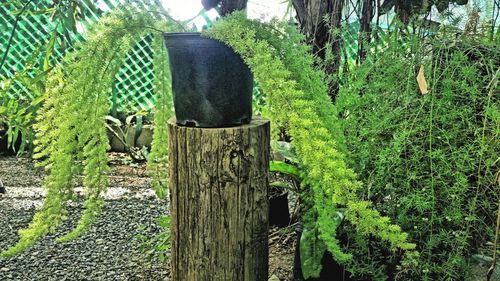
0, 0, 157, 111
115, 34, 156, 111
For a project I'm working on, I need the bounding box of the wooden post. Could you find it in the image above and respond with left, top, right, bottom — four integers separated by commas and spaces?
168, 117, 270, 281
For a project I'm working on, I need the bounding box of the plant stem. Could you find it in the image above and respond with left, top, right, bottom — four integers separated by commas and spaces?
0, 0, 34, 71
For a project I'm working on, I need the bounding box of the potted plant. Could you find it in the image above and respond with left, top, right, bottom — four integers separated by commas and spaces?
163, 32, 253, 127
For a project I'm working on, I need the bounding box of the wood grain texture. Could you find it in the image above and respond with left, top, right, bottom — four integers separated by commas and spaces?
168, 117, 270, 281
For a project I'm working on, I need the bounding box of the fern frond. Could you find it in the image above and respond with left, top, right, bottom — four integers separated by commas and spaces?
147, 32, 174, 200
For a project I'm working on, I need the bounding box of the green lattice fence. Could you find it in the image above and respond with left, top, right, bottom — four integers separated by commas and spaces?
0, 0, 156, 111
114, 34, 156, 111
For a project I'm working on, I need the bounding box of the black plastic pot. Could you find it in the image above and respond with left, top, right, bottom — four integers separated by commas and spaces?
163, 32, 253, 127
269, 185, 290, 227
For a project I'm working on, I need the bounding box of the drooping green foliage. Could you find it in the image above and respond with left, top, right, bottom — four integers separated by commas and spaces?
335, 32, 499, 280
147, 32, 174, 200
1, 5, 178, 257
205, 13, 418, 278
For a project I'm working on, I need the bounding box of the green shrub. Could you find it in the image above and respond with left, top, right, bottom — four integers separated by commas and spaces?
336, 34, 499, 280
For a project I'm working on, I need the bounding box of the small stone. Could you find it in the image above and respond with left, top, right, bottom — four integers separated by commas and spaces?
1, 267, 10, 272
269, 274, 280, 281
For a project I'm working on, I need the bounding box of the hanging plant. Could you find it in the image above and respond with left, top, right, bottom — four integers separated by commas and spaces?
1, 4, 180, 257
204, 12, 418, 278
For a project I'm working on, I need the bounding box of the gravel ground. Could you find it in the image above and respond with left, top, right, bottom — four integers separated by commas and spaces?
0, 155, 295, 281
0, 199, 169, 281
2, 156, 495, 281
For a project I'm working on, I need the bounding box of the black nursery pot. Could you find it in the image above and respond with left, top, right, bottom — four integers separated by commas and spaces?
163, 32, 253, 127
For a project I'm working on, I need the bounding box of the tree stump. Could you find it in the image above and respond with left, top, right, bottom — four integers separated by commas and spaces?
168, 117, 270, 281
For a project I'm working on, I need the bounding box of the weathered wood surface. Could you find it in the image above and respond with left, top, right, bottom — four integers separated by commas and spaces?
168, 117, 270, 281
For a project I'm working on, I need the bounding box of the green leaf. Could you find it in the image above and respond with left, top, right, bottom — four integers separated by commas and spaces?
44, 28, 58, 71
17, 136, 26, 155
30, 69, 50, 85
270, 160, 302, 179
65, 4, 77, 32
105, 115, 122, 126
125, 114, 135, 125
7, 126, 13, 147
30, 96, 45, 107
110, 87, 118, 118
271, 141, 299, 163
156, 216, 171, 228
269, 181, 293, 190
472, 254, 493, 263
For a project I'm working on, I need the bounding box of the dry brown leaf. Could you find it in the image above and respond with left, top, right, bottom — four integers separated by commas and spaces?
417, 65, 429, 95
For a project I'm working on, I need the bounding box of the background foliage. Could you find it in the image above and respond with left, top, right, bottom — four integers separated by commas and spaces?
335, 31, 499, 280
